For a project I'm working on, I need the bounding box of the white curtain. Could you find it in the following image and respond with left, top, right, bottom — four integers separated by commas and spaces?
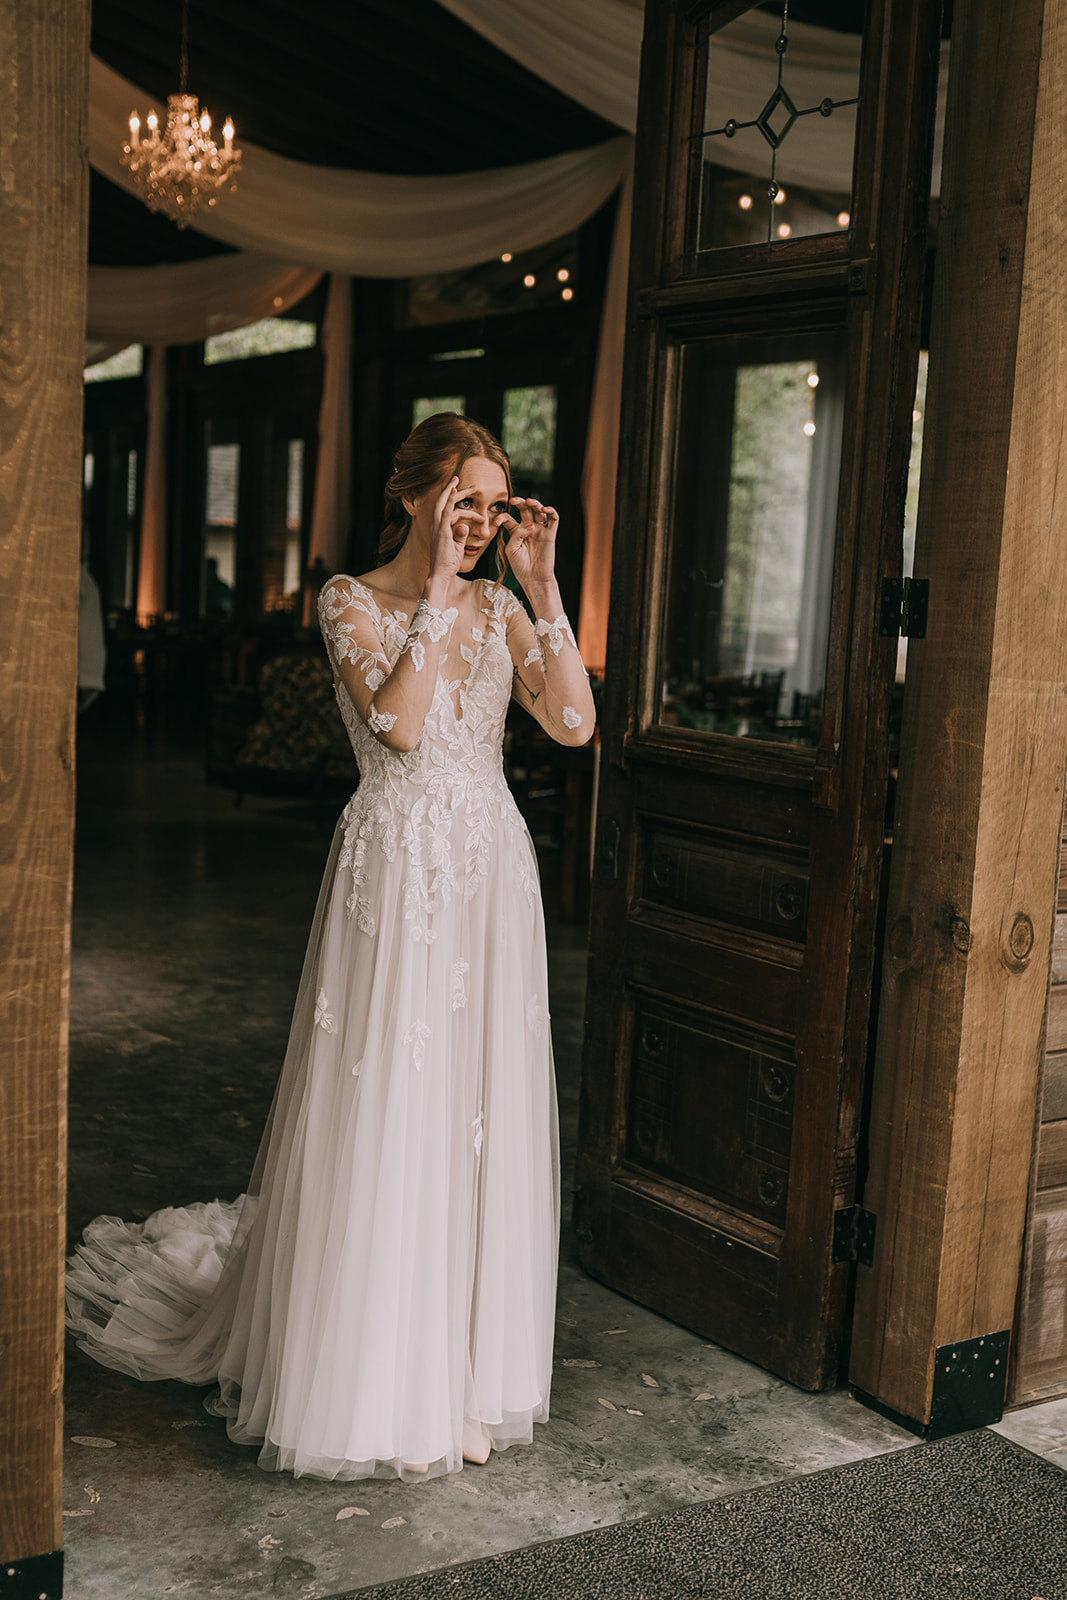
87, 252, 322, 350
89, 57, 631, 276
304, 276, 353, 624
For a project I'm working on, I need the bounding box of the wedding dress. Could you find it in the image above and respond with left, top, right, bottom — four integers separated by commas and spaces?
67, 574, 594, 1482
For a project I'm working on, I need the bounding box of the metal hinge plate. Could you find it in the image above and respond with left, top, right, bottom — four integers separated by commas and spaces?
832, 1203, 877, 1266
879, 576, 929, 639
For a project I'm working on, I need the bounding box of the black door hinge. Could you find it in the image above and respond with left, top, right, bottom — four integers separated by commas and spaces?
879, 576, 929, 639
832, 1204, 876, 1266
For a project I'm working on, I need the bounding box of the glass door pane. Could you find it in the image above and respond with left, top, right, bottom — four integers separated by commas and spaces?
659, 331, 846, 747
695, 4, 865, 254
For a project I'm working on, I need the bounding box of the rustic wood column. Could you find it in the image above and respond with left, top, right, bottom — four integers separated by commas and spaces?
0, 0, 89, 1583
850, 0, 1067, 1433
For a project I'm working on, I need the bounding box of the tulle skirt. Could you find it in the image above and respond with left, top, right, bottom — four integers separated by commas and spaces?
67, 803, 560, 1481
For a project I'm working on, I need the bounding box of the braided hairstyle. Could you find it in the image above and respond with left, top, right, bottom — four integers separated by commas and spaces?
378, 412, 513, 575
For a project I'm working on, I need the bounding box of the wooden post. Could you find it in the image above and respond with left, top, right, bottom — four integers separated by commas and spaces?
850, 0, 1067, 1433
0, 0, 89, 1580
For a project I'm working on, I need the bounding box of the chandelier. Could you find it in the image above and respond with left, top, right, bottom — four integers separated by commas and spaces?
121, 0, 242, 228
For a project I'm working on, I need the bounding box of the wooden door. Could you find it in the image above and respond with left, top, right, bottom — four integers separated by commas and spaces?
575, 0, 942, 1390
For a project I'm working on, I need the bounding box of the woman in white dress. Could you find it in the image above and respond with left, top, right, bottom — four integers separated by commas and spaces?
67, 413, 596, 1482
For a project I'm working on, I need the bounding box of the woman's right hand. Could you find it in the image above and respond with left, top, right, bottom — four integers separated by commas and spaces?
427, 477, 471, 582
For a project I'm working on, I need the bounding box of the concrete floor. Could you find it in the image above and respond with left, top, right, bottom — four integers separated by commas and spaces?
63, 725, 1067, 1600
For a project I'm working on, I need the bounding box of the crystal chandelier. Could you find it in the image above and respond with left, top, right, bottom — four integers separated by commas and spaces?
121, 0, 242, 228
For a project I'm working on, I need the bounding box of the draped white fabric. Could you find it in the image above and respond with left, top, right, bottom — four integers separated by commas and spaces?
436, 0, 644, 133
87, 253, 322, 349
304, 276, 353, 623
89, 57, 631, 276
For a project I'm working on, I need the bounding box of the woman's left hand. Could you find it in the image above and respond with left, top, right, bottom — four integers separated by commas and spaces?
497, 499, 559, 589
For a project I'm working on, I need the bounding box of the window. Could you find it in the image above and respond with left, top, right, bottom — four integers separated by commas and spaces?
204, 318, 317, 366
84, 345, 143, 383
204, 442, 240, 616
412, 395, 465, 429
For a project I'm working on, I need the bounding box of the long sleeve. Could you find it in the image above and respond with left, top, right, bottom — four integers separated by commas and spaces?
318, 576, 455, 752
501, 590, 596, 747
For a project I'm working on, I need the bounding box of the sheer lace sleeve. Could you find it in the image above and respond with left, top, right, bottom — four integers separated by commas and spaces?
319, 577, 456, 751
495, 586, 596, 747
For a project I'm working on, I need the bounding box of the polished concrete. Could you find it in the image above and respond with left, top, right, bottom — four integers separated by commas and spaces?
63, 725, 1065, 1600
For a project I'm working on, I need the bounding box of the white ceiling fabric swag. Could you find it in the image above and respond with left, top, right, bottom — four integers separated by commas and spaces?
88, 55, 632, 277
87, 253, 322, 347
436, 0, 645, 133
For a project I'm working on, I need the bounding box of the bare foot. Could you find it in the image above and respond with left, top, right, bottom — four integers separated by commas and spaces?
402, 1461, 429, 1475
462, 1419, 491, 1465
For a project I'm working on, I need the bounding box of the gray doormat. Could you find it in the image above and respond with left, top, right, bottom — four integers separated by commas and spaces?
332, 1429, 1067, 1600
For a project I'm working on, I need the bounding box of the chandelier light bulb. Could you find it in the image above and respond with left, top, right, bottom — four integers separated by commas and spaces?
121, 0, 242, 228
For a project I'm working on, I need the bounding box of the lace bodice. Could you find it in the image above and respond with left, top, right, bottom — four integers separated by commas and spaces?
318, 575, 593, 943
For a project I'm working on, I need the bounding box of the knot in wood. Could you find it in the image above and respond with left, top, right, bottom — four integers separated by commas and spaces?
1003, 911, 1035, 971
950, 916, 971, 955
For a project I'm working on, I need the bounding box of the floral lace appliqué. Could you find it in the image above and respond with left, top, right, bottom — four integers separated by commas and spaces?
367, 704, 397, 735
404, 1020, 431, 1071
451, 958, 469, 1012
562, 706, 582, 730
326, 578, 543, 944
526, 997, 551, 1039
534, 614, 577, 657
403, 599, 457, 673
314, 989, 337, 1034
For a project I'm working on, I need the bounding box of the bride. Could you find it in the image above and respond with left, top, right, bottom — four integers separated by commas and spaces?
67, 412, 596, 1482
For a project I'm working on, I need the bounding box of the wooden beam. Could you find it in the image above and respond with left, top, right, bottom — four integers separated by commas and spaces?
0, 0, 89, 1570
850, 0, 1067, 1430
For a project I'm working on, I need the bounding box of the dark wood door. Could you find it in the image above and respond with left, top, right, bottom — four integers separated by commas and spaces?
575, 0, 942, 1389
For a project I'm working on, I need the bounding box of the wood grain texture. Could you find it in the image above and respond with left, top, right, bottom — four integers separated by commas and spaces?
0, 0, 89, 1564
850, 0, 1067, 1425
1013, 1184, 1067, 1400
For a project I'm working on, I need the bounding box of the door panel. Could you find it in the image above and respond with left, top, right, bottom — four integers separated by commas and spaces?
576, 0, 942, 1389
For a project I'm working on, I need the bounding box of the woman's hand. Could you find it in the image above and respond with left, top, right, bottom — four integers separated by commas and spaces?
427, 477, 477, 582
499, 498, 559, 590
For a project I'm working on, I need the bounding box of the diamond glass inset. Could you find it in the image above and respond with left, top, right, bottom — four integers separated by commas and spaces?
694, 3, 865, 254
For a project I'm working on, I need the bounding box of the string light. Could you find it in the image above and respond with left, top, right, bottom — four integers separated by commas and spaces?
500, 252, 513, 263
774, 187, 787, 206
523, 274, 536, 287
557, 268, 570, 282
738, 194, 753, 211
807, 373, 819, 389
803, 421, 817, 436
777, 223, 792, 238
836, 211, 850, 228
561, 287, 573, 301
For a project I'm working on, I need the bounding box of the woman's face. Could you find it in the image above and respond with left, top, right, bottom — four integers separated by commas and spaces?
411, 455, 510, 573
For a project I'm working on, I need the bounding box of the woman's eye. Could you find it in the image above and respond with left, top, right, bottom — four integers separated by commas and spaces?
456, 497, 474, 508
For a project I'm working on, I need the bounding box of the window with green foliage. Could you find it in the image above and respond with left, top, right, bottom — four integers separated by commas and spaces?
502, 385, 557, 497
204, 318, 317, 366
412, 395, 465, 429
84, 345, 143, 383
